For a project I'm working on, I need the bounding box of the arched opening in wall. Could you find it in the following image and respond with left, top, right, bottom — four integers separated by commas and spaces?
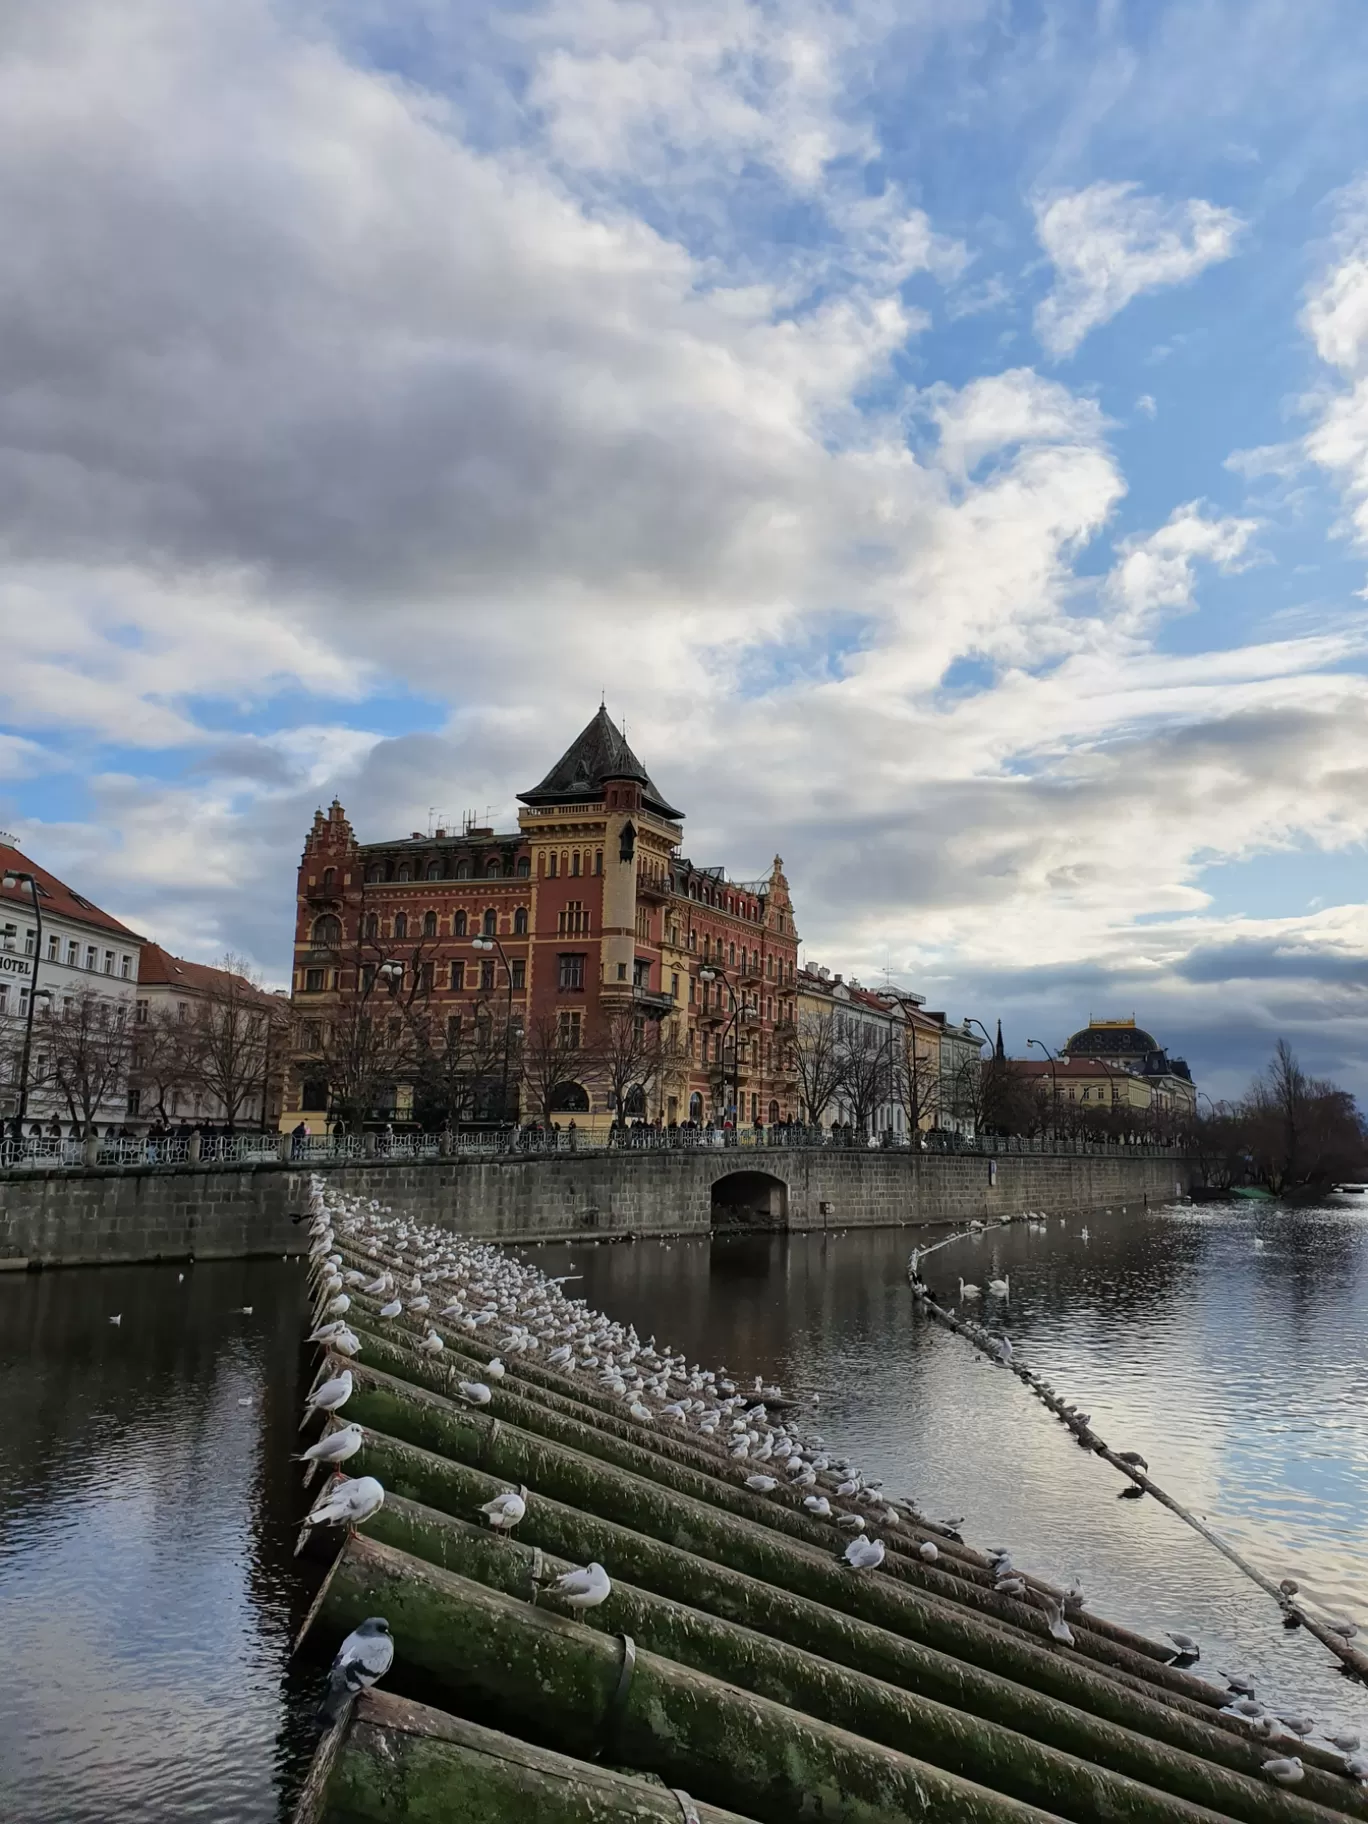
549, 1082, 590, 1114
623, 1085, 647, 1117
710, 1170, 788, 1230
688, 1091, 703, 1122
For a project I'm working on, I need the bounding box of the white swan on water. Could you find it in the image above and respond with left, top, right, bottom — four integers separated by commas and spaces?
958, 1277, 981, 1300
988, 1274, 1010, 1297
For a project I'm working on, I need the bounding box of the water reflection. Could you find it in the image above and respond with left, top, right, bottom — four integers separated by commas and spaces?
0, 1260, 318, 1824
526, 1201, 1368, 1729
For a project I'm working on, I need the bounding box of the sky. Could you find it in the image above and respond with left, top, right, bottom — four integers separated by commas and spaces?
1, 0, 1367, 1101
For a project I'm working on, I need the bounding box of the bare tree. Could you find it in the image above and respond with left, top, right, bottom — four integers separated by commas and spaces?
413, 998, 521, 1127
598, 1011, 667, 1121
836, 1020, 889, 1134
130, 1005, 199, 1124
192, 954, 281, 1130
520, 1011, 590, 1125
33, 988, 137, 1135
792, 1009, 847, 1126
892, 1021, 940, 1137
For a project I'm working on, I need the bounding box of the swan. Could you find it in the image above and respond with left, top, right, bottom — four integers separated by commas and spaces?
958, 1278, 981, 1300
988, 1274, 1010, 1297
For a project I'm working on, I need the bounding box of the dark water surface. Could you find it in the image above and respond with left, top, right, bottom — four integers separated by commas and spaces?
2, 1199, 1366, 1822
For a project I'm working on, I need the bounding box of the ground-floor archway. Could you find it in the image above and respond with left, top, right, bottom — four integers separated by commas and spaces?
710, 1169, 789, 1229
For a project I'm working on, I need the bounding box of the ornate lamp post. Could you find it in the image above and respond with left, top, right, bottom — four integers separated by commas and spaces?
471, 935, 515, 1125
698, 964, 740, 1131
2, 865, 45, 1145
1026, 1037, 1059, 1139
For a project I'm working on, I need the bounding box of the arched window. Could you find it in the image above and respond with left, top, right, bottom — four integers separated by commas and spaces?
366, 865, 382, 884
571, 851, 581, 877
624, 1085, 647, 1116
549, 1081, 590, 1113
689, 1091, 703, 1121
549, 853, 558, 878
394, 912, 408, 939
364, 913, 378, 939
516, 856, 530, 877
456, 861, 470, 880
311, 914, 342, 947
594, 850, 603, 875
514, 907, 528, 936
728, 942, 735, 966
769, 1099, 780, 1125
486, 856, 502, 878
322, 867, 335, 890
426, 860, 441, 880
483, 908, 497, 937
396, 863, 410, 882
423, 911, 438, 938
453, 911, 467, 937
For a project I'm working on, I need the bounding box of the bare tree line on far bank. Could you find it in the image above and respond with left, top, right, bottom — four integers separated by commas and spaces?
1190, 1039, 1367, 1193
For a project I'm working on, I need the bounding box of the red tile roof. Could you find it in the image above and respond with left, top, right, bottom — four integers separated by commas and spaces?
0, 844, 145, 944
137, 941, 278, 1005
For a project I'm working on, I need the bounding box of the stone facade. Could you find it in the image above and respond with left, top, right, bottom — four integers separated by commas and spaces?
1, 1149, 1192, 1267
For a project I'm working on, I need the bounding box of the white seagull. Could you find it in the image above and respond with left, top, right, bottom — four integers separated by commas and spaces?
297, 1424, 364, 1467
305, 1475, 386, 1531
479, 1489, 527, 1532
843, 1535, 885, 1570
548, 1562, 613, 1610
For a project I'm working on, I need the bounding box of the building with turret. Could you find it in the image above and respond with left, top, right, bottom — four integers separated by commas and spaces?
285, 708, 801, 1132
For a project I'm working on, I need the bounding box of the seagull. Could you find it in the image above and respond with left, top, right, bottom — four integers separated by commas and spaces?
918, 1540, 939, 1562
548, 1562, 613, 1610
305, 1475, 385, 1532
837, 1513, 867, 1532
485, 1358, 506, 1380
419, 1331, 444, 1354
297, 1424, 364, 1467
302, 1369, 353, 1425
1039, 1594, 1075, 1645
1166, 1631, 1200, 1663
1325, 1729, 1361, 1754
843, 1536, 885, 1570
1344, 1750, 1368, 1782
479, 1489, 527, 1532
323, 1294, 350, 1318
803, 1495, 832, 1517
319, 1618, 394, 1724
378, 1298, 403, 1319
745, 1475, 778, 1493
1279, 1714, 1316, 1740
458, 1381, 493, 1405
1261, 1759, 1304, 1786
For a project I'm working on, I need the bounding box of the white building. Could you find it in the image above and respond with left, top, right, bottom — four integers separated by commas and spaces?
0, 839, 146, 1136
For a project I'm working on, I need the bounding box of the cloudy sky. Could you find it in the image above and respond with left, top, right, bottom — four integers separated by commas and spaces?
2, 0, 1368, 1099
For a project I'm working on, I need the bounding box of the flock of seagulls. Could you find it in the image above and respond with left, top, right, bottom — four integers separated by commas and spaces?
295, 1178, 1368, 1783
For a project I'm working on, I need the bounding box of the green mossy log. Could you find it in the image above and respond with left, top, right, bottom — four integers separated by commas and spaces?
338, 1361, 1229, 1723
298, 1689, 756, 1824
301, 1536, 1065, 1824
339, 1512, 1358, 1824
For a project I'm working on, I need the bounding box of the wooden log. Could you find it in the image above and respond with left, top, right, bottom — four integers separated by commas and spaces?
338, 1353, 1216, 1708
344, 1508, 1362, 1824
348, 1429, 1368, 1821
300, 1535, 1068, 1824
296, 1689, 755, 1824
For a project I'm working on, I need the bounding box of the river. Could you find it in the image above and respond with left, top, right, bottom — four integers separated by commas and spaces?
1, 1197, 1365, 1821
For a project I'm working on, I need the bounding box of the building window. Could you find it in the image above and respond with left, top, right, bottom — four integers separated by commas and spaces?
120, 954, 131, 979
66, 940, 78, 966
454, 911, 467, 937
558, 1010, 582, 1049
558, 902, 588, 937
365, 913, 379, 939
86, 946, 98, 971
594, 850, 603, 875
511, 959, 526, 989
177, 1001, 189, 1023
366, 865, 382, 884
549, 852, 558, 878
456, 861, 470, 881
447, 1012, 462, 1044
135, 998, 148, 1024
633, 959, 650, 990
486, 857, 502, 878
393, 911, 408, 940
516, 856, 530, 877
483, 908, 497, 937
304, 968, 325, 992
46, 934, 58, 961
671, 971, 680, 1000
479, 959, 495, 991
451, 961, 465, 991
514, 907, 528, 936
426, 861, 441, 880
728, 943, 735, 967
312, 914, 342, 947
617, 961, 627, 980
558, 953, 585, 991
127, 1088, 141, 1117
571, 851, 581, 877
423, 911, 438, 938
302, 1080, 328, 1111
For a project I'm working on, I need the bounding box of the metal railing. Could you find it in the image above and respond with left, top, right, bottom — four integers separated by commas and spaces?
0, 1124, 1187, 1171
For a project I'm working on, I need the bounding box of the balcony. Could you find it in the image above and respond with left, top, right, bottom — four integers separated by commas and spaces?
632, 985, 675, 1017
636, 871, 671, 902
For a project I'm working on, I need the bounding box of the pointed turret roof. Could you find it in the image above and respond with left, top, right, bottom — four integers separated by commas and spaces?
518, 707, 684, 821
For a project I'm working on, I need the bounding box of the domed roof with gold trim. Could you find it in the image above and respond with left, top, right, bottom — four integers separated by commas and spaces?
1064, 1018, 1160, 1057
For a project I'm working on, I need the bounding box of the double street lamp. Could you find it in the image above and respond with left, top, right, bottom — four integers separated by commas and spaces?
471, 935, 515, 1125
2, 865, 48, 1144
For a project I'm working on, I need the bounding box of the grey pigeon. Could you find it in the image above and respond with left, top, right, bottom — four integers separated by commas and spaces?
319, 1617, 394, 1723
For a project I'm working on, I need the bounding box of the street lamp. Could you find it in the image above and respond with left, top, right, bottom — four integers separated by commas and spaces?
698, 964, 740, 1131
1026, 1037, 1059, 1138
2, 866, 45, 1145
471, 935, 515, 1126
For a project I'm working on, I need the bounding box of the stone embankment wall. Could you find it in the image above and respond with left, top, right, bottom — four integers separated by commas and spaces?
0, 1148, 1191, 1269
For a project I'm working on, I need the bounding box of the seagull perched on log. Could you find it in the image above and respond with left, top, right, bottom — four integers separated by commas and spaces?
842, 1536, 885, 1570
301, 1369, 353, 1426
296, 1424, 363, 1468
319, 1618, 393, 1724
1262, 1758, 1304, 1786
479, 1489, 526, 1532
304, 1474, 385, 1534
547, 1562, 613, 1610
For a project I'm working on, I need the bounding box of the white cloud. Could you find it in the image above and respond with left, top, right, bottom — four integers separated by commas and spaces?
1033, 181, 1244, 359
1104, 502, 1259, 636
1134, 393, 1157, 418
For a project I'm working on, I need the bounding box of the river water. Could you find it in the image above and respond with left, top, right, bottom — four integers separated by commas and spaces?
2, 1197, 1366, 1821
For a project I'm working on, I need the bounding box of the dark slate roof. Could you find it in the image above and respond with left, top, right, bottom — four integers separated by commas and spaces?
518, 707, 684, 821
1065, 1022, 1160, 1056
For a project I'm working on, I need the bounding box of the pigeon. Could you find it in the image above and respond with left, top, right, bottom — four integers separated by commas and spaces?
319, 1618, 394, 1724
305, 1475, 385, 1531
1261, 1758, 1304, 1786
479, 1489, 527, 1532
842, 1535, 885, 1570
297, 1424, 364, 1467
548, 1562, 613, 1610
302, 1370, 353, 1425
458, 1381, 492, 1406
918, 1541, 939, 1563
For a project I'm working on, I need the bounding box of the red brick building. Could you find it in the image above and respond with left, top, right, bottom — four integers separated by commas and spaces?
285, 708, 800, 1131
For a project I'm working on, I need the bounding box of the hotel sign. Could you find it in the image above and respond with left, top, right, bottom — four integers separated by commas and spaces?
0, 953, 33, 978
